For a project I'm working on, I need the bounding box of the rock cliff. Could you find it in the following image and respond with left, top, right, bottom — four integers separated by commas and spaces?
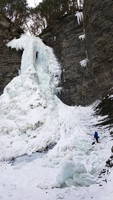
84, 0, 113, 104
41, 14, 87, 105
0, 14, 22, 94
41, 0, 113, 105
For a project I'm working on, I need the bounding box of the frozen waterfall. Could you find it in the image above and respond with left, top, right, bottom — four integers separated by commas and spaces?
7, 35, 61, 101
0, 35, 112, 188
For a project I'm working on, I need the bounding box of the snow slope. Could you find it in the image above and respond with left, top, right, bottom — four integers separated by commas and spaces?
0, 154, 113, 200
0, 35, 113, 199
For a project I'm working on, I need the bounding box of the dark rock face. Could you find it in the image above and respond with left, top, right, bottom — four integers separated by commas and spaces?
84, 0, 113, 103
96, 89, 113, 127
41, 14, 86, 105
41, 0, 113, 105
0, 15, 22, 94
0, 45, 22, 94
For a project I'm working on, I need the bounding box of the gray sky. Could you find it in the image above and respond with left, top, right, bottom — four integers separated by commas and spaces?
27, 0, 42, 7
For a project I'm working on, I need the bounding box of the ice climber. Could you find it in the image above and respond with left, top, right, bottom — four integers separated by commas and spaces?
94, 131, 99, 143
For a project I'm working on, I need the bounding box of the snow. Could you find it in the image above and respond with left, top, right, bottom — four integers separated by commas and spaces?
77, 0, 84, 8
27, 0, 42, 8
0, 153, 113, 200
75, 11, 83, 25
80, 58, 89, 67
79, 34, 85, 40
108, 95, 113, 99
0, 35, 113, 199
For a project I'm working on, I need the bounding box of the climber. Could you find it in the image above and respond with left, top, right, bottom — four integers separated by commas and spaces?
94, 131, 100, 143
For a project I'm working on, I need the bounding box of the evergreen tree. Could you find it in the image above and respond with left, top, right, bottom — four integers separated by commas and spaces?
36, 0, 79, 27
0, 0, 29, 28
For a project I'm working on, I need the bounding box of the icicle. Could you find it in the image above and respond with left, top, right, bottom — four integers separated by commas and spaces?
75, 11, 83, 25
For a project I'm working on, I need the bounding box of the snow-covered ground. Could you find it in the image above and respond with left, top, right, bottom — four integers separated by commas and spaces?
0, 147, 113, 200
0, 35, 113, 199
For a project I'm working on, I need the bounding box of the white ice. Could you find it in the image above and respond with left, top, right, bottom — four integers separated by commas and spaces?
80, 58, 88, 67
0, 35, 113, 199
75, 11, 83, 25
77, 0, 84, 8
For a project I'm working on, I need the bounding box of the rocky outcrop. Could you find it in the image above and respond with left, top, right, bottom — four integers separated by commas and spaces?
0, 14, 22, 94
96, 88, 113, 126
41, 14, 87, 105
106, 149, 113, 168
41, 0, 113, 105
0, 45, 22, 94
84, 0, 113, 103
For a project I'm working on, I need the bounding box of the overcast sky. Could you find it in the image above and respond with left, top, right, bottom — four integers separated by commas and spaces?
27, 0, 42, 7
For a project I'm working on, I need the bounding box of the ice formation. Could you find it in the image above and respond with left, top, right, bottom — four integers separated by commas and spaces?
75, 11, 83, 25
77, 0, 84, 8
0, 35, 112, 189
79, 34, 85, 40
0, 34, 62, 160
80, 58, 88, 67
